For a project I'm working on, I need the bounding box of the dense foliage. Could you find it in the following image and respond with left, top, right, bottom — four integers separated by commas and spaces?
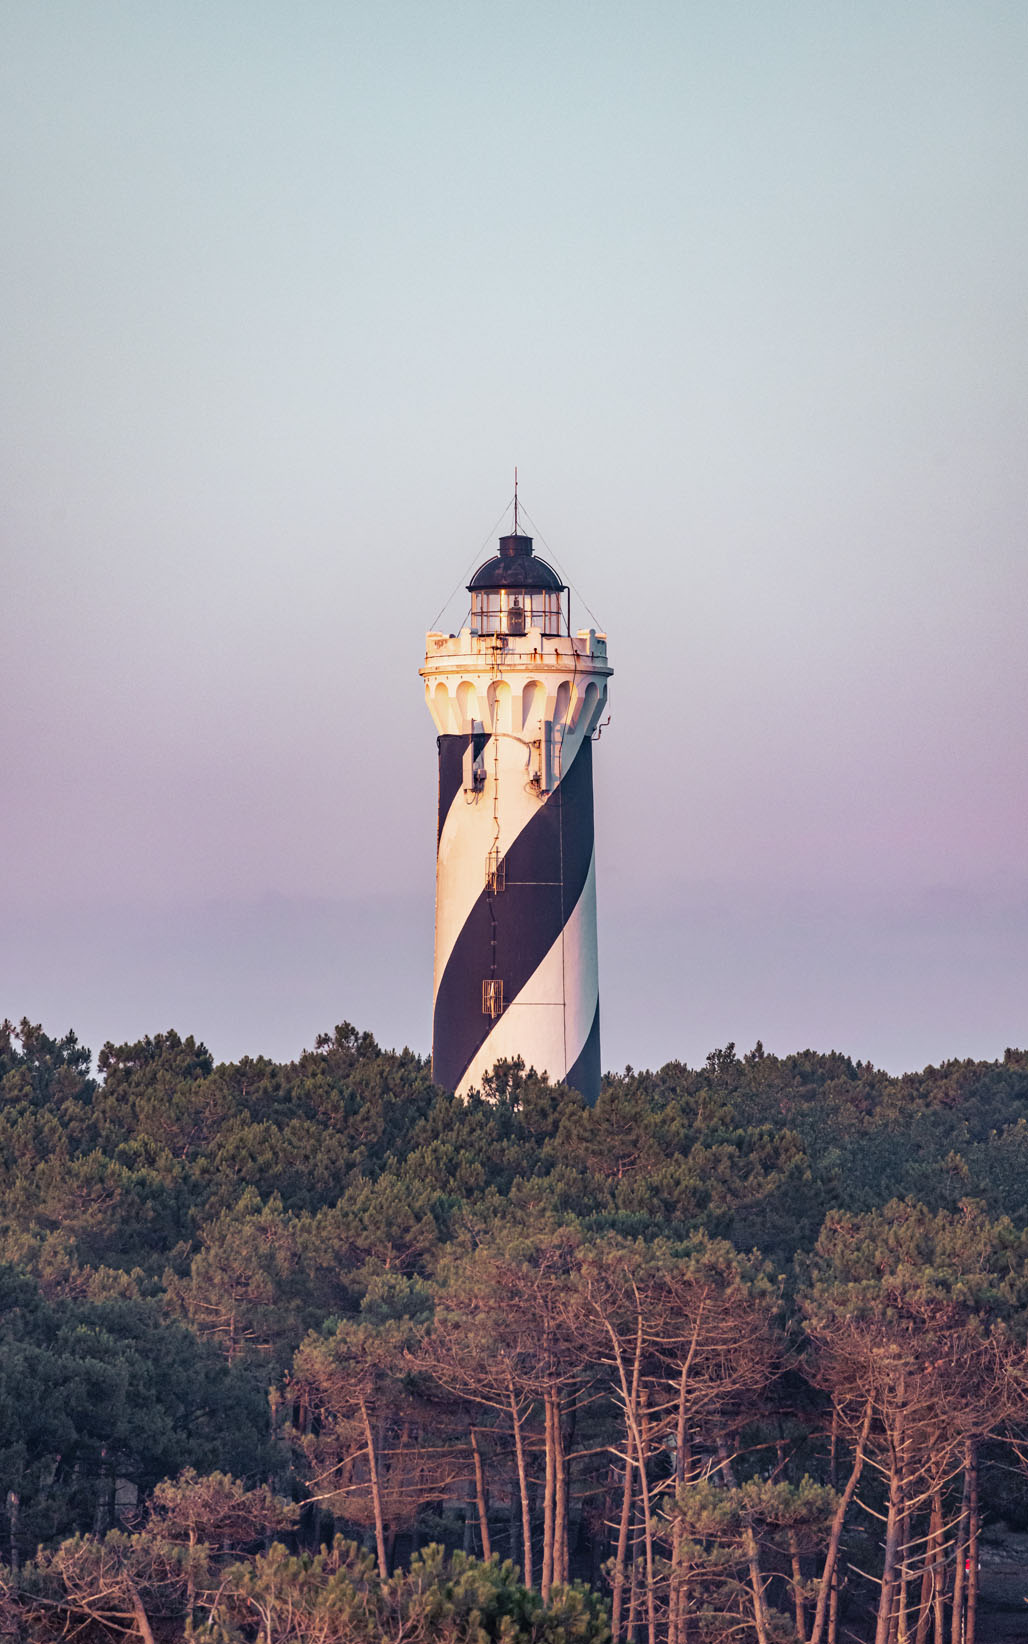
2, 1016, 1028, 1643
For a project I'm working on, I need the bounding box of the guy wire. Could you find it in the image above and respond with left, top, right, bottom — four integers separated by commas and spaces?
428, 496, 516, 631
516, 504, 605, 633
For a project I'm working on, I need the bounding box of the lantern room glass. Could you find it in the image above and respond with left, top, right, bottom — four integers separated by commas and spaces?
471, 588, 565, 637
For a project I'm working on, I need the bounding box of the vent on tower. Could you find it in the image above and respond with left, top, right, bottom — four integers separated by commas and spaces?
463, 722, 487, 792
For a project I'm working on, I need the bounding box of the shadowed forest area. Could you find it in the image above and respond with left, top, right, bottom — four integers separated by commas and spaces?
2, 1018, 1028, 1643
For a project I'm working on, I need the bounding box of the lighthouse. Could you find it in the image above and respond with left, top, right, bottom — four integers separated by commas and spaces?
421, 521, 612, 1103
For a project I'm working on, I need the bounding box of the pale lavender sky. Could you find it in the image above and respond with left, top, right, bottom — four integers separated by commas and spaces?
2, 2, 1025, 1075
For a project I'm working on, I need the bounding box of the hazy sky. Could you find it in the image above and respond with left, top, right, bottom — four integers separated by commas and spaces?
2, 2, 1025, 1076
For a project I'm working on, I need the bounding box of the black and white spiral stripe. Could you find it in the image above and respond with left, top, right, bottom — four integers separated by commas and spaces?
432, 732, 601, 1104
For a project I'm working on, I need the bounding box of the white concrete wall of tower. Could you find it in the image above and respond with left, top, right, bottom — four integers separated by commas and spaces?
420, 625, 611, 1105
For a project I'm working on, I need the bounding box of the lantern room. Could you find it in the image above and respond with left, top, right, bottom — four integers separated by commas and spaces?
467, 533, 567, 637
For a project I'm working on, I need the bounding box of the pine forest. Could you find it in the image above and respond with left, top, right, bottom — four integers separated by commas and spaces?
3, 1017, 1028, 1644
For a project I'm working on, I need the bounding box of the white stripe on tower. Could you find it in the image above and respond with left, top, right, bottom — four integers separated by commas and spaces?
433, 709, 596, 988
433, 732, 535, 991
455, 849, 599, 1097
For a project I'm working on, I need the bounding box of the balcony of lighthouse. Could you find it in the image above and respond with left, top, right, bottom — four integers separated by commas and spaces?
421, 626, 610, 743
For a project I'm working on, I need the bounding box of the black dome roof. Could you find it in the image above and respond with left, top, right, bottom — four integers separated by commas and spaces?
468, 534, 564, 593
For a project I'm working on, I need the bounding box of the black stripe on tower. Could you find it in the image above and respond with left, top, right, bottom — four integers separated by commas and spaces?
436, 735, 467, 846
566, 998, 601, 1102
432, 736, 597, 1100
436, 732, 489, 846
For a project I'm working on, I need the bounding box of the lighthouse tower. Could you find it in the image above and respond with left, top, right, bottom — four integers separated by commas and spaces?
421, 523, 612, 1103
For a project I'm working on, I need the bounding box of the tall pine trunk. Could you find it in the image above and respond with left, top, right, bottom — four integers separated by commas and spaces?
668, 1423, 692, 1644
950, 1454, 971, 1644
604, 1312, 655, 1644
931, 1487, 946, 1644
126, 1576, 157, 1644
875, 1398, 905, 1644
608, 1298, 645, 1644
914, 1493, 943, 1644
508, 1378, 534, 1589
897, 1446, 911, 1644
627, 1495, 642, 1644
359, 1398, 388, 1575
965, 1440, 978, 1644
553, 1386, 569, 1587
611, 1456, 634, 1643
470, 1428, 492, 1561
639, 1398, 656, 1644
789, 1526, 807, 1644
542, 1392, 555, 1601
810, 1400, 872, 1644
668, 1305, 706, 1644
